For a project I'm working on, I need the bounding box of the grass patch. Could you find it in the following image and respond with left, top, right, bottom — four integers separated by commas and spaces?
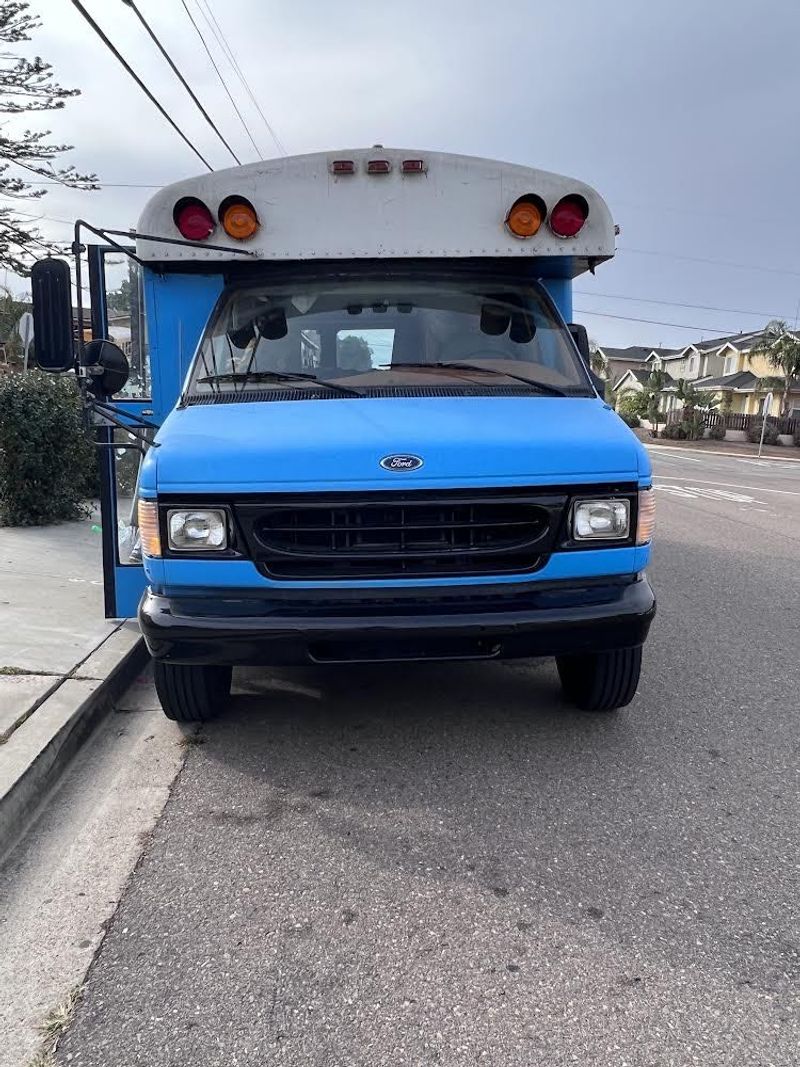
27, 986, 81, 1066
27, 1051, 56, 1067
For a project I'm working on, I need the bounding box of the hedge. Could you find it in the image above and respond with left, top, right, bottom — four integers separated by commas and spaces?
745, 419, 780, 447
0, 371, 97, 526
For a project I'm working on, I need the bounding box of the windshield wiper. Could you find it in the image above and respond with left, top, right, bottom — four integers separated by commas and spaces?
382, 362, 569, 397
196, 370, 362, 398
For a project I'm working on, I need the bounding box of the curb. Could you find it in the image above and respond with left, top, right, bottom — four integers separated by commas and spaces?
0, 624, 148, 862
643, 442, 800, 463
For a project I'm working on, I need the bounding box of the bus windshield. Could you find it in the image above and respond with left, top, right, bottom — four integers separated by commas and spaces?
186, 276, 593, 399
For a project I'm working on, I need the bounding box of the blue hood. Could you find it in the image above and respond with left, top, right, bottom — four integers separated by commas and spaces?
141, 396, 650, 494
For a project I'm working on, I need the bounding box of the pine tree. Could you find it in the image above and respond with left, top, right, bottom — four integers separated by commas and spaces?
0, 1, 96, 274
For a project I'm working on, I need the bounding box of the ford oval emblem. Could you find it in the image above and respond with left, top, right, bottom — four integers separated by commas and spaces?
380, 454, 424, 472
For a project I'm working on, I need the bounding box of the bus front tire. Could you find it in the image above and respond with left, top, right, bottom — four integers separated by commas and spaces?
153, 661, 232, 722
556, 647, 642, 712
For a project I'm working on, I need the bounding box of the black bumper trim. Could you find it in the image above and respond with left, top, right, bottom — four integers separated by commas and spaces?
139, 576, 656, 666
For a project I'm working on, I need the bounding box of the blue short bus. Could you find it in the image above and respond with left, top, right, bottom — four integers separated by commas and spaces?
31, 148, 655, 720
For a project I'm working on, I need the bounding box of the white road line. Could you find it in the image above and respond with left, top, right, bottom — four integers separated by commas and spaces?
652, 476, 800, 497
646, 449, 704, 463
653, 484, 769, 504
735, 459, 800, 470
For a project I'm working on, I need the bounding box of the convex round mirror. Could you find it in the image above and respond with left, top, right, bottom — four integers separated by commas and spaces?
84, 338, 130, 397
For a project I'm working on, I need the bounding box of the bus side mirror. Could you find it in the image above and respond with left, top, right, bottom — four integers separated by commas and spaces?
568, 322, 603, 393
84, 338, 130, 397
568, 322, 591, 363
31, 258, 75, 372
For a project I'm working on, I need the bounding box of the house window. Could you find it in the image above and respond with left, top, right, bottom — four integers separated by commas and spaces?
724, 354, 738, 375
687, 354, 697, 376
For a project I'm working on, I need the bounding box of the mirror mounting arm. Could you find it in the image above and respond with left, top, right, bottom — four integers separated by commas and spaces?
87, 398, 161, 448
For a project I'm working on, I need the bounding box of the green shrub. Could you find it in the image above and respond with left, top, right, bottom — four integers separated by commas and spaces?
680, 411, 705, 441
661, 421, 687, 440
618, 392, 649, 419
618, 411, 640, 428
745, 419, 780, 446
794, 425, 800, 447
0, 371, 96, 526
707, 421, 726, 440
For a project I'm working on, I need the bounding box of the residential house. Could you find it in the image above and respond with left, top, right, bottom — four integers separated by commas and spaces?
692, 330, 800, 418
613, 366, 673, 409
595, 345, 676, 388
604, 329, 800, 419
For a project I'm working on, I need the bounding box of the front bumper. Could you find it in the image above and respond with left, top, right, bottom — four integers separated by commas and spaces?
139, 575, 656, 666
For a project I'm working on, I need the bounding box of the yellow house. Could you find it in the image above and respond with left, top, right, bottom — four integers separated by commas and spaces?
694, 333, 800, 418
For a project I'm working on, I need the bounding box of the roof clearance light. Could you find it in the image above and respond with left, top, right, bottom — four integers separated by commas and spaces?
367, 159, 392, 174
506, 195, 546, 238
549, 194, 589, 238
401, 159, 426, 174
331, 159, 356, 174
219, 197, 259, 240
173, 197, 215, 241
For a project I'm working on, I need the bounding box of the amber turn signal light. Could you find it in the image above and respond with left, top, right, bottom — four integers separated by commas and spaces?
506, 195, 545, 238
138, 498, 161, 558
636, 488, 656, 545
219, 197, 259, 240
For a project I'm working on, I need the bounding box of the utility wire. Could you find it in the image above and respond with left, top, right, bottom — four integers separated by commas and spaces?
196, 0, 287, 155
573, 307, 735, 334
574, 289, 794, 322
120, 0, 241, 165
69, 0, 213, 172
180, 0, 263, 160
618, 245, 800, 279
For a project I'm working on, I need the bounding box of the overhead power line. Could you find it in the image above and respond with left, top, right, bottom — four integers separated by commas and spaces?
618, 245, 800, 279
196, 0, 287, 155
180, 0, 263, 161
120, 0, 241, 165
69, 0, 213, 172
573, 307, 735, 335
574, 289, 792, 322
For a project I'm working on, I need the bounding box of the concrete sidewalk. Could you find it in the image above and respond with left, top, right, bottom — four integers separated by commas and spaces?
0, 515, 146, 859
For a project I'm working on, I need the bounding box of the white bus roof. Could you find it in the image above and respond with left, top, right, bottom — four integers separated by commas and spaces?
136, 148, 615, 275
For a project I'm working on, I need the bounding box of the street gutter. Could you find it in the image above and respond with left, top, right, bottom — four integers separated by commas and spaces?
0, 623, 147, 862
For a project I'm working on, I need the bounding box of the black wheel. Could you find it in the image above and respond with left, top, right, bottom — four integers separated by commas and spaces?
556, 647, 642, 712
152, 661, 232, 722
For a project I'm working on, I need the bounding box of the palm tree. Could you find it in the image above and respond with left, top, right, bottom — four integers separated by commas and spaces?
748, 320, 800, 416
590, 351, 607, 378
675, 377, 715, 439
752, 374, 785, 416
644, 368, 666, 436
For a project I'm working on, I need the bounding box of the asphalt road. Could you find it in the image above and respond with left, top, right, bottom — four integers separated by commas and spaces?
56, 446, 800, 1067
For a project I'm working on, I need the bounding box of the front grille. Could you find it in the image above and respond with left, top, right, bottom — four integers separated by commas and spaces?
237, 490, 567, 580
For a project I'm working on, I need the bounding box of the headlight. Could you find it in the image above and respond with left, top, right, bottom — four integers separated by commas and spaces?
167, 509, 228, 551
572, 498, 630, 541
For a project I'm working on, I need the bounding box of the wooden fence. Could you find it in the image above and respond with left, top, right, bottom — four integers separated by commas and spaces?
666, 409, 798, 436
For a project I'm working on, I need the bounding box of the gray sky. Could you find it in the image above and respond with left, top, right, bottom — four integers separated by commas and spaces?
11, 0, 800, 348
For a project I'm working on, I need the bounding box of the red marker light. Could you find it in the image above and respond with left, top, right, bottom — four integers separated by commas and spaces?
367, 159, 391, 174
549, 194, 589, 238
173, 198, 215, 241
401, 159, 426, 173
331, 159, 356, 174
